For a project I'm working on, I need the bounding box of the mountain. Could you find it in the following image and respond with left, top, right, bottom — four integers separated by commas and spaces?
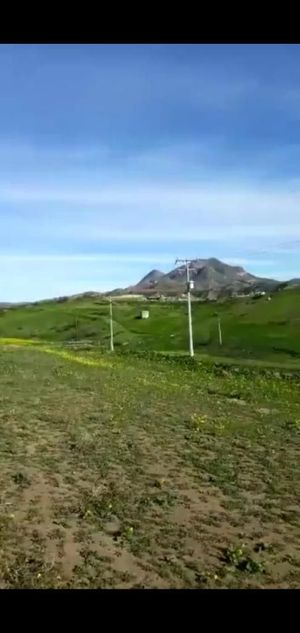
133, 269, 164, 290
285, 278, 300, 288
123, 258, 281, 299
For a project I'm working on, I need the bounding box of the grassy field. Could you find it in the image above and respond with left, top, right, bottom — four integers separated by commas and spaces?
1, 287, 299, 365
0, 340, 299, 588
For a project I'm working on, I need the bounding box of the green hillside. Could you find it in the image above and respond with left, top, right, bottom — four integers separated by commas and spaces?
0, 288, 299, 364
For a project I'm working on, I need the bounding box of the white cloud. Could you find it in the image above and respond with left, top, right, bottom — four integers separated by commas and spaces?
0, 253, 174, 264
1, 179, 300, 238
222, 257, 275, 267
0, 253, 276, 271
255, 271, 298, 281
27, 224, 299, 243
0, 179, 288, 205
0, 177, 299, 211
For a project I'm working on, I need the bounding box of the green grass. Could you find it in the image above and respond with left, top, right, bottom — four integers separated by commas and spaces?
0, 287, 300, 366
0, 342, 299, 588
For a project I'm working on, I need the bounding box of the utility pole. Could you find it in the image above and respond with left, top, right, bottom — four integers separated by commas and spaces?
217, 315, 223, 346
109, 298, 114, 352
75, 318, 79, 341
175, 258, 194, 357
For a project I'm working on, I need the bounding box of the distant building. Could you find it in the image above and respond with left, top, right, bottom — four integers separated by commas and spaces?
251, 290, 266, 298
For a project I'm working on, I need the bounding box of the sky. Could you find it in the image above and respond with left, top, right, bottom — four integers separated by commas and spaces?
1, 43, 300, 301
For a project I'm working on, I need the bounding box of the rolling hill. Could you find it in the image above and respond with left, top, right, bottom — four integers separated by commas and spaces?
0, 286, 299, 366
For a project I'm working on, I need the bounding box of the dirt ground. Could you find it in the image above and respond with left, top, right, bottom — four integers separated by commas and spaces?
0, 345, 299, 588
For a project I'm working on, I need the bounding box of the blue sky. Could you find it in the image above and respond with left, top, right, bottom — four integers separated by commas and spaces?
1, 43, 300, 301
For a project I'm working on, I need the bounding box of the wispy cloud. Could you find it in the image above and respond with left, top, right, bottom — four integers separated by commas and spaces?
0, 253, 174, 264
257, 271, 298, 281
1, 177, 299, 256
0, 253, 275, 270
222, 257, 276, 267
1, 177, 300, 216
41, 225, 300, 243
